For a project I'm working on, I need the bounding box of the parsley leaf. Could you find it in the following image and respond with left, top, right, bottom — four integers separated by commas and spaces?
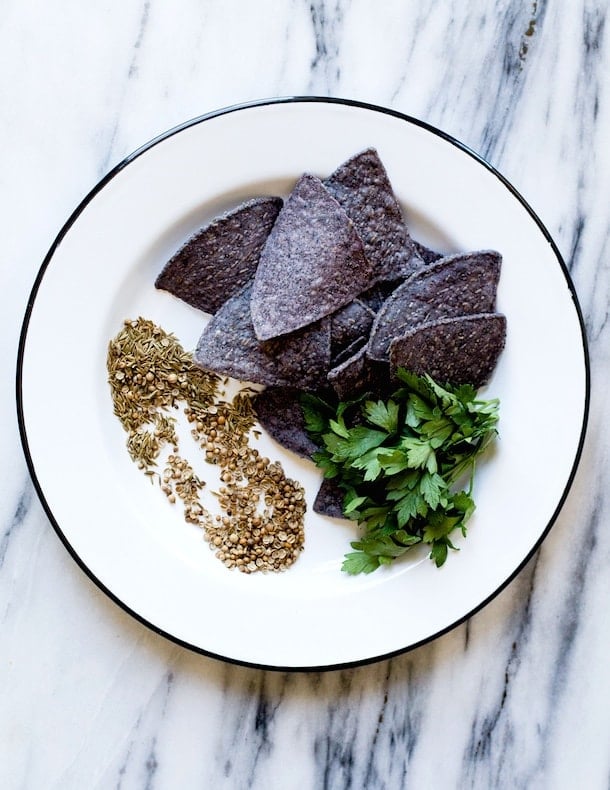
402, 437, 437, 472
342, 530, 423, 574
363, 398, 399, 433
429, 539, 451, 567
395, 489, 427, 526
419, 472, 446, 509
322, 425, 388, 462
342, 551, 381, 575
300, 392, 334, 437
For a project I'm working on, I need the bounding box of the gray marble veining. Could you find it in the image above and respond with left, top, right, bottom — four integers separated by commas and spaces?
2, 2, 608, 788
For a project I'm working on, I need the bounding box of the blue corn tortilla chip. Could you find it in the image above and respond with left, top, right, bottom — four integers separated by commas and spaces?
155, 197, 282, 314
358, 237, 459, 313
327, 345, 368, 400
331, 336, 368, 368
265, 314, 331, 391
413, 239, 443, 264
194, 282, 330, 389
358, 278, 404, 313
253, 387, 320, 459
250, 174, 373, 341
327, 344, 389, 400
330, 299, 375, 360
389, 313, 506, 388
313, 477, 345, 519
324, 148, 423, 283
368, 250, 502, 360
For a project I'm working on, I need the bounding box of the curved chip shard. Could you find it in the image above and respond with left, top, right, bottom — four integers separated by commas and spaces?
324, 147, 423, 283
194, 282, 330, 390
155, 196, 283, 314
368, 250, 502, 360
389, 313, 507, 388
250, 174, 373, 341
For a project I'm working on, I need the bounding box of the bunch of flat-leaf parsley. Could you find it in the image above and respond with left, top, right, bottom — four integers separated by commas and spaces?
301, 369, 500, 574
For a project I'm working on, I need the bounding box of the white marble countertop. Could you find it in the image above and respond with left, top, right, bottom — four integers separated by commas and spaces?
2, 2, 607, 788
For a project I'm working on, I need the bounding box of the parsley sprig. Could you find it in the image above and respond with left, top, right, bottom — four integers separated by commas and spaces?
301, 370, 500, 574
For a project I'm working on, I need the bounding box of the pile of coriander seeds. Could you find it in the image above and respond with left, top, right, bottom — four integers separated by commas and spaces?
107, 318, 305, 573
187, 399, 305, 572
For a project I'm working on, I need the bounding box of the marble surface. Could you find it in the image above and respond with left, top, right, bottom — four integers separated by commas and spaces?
2, 2, 607, 788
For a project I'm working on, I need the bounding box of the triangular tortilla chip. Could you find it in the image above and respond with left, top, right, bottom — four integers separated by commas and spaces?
324, 148, 422, 282
389, 313, 506, 387
155, 196, 282, 314
250, 174, 373, 340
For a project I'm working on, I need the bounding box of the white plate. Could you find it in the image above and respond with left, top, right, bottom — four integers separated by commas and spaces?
17, 98, 589, 670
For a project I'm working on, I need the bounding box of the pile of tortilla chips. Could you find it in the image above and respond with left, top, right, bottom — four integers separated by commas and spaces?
155, 148, 506, 516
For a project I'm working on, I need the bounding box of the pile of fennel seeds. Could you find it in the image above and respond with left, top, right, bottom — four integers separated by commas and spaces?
107, 318, 306, 573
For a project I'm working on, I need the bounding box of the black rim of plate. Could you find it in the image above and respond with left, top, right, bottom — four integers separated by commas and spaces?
16, 96, 591, 672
